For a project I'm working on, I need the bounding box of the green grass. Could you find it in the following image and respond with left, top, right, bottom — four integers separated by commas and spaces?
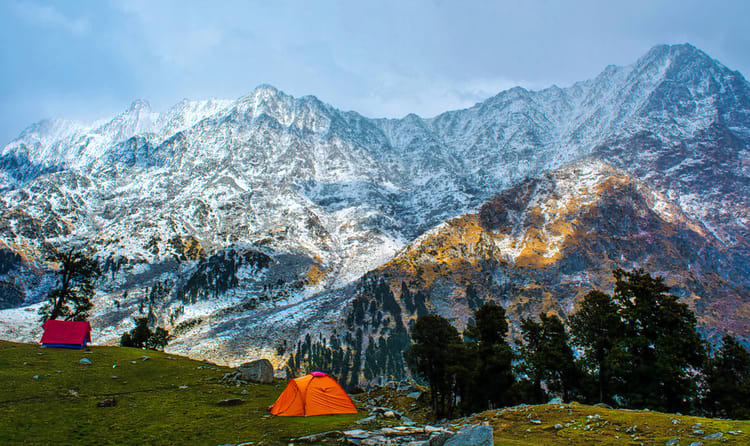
461, 402, 750, 445
0, 341, 360, 445
4, 339, 750, 445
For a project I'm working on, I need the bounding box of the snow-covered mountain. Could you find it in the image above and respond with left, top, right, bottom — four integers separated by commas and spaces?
0, 44, 748, 376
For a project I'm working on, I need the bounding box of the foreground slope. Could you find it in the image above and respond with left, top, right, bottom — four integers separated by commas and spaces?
2, 341, 749, 445
0, 341, 360, 445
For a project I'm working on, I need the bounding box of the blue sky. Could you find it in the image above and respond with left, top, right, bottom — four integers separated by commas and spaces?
1, 0, 749, 145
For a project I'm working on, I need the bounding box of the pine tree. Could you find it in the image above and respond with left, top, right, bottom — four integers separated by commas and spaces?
702, 335, 750, 419
569, 290, 623, 404
39, 248, 101, 322
518, 313, 579, 403
463, 303, 514, 410
609, 268, 705, 412
406, 314, 463, 418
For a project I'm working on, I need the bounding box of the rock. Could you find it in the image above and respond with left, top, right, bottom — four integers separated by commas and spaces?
111, 376, 118, 379
626, 425, 638, 433
548, 397, 562, 404
68, 389, 79, 397
237, 359, 273, 384
356, 416, 377, 425
97, 398, 116, 407
428, 431, 454, 446
407, 391, 422, 399
530, 419, 542, 425
241, 389, 248, 395
689, 442, 703, 446
693, 430, 705, 435
79, 358, 92, 365
293, 430, 344, 442
113, 364, 117, 368
728, 430, 740, 435
554, 424, 563, 430
383, 410, 398, 418
216, 398, 246, 406
32, 375, 39, 380
444, 424, 493, 446
131, 361, 137, 364
140, 355, 149, 361
342, 429, 369, 439
178, 385, 188, 389
702, 432, 722, 440
666, 438, 680, 446
692, 423, 703, 429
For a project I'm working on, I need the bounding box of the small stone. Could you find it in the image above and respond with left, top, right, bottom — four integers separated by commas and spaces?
672, 419, 681, 425
32, 375, 39, 380
689, 442, 703, 446
383, 410, 397, 418
97, 398, 116, 407
56, 370, 61, 373
68, 389, 80, 397
554, 424, 563, 430
407, 391, 422, 399
113, 364, 117, 368
547, 397, 562, 404
216, 398, 246, 406
692, 423, 703, 429
79, 358, 92, 365
178, 385, 188, 389
727, 431, 739, 435
111, 376, 118, 379
140, 355, 150, 361
693, 430, 705, 435
356, 415, 377, 425
241, 389, 248, 395
530, 419, 542, 425
702, 432, 722, 440
131, 361, 137, 364
666, 438, 680, 446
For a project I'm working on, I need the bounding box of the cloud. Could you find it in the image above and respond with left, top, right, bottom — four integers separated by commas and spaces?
10, 1, 89, 35
349, 72, 540, 119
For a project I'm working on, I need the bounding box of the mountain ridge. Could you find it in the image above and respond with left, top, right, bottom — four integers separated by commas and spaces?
0, 43, 748, 379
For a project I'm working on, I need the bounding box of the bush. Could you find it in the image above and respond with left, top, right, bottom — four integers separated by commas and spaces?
120, 317, 170, 351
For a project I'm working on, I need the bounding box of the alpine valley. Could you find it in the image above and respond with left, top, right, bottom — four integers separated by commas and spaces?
1, 44, 749, 386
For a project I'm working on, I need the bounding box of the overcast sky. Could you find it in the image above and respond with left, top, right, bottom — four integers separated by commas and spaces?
1, 0, 749, 146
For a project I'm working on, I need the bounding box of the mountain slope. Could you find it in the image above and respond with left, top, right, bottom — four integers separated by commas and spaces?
0, 43, 748, 372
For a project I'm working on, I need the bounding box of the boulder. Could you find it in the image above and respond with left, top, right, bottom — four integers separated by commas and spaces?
237, 359, 273, 384
444, 424, 493, 446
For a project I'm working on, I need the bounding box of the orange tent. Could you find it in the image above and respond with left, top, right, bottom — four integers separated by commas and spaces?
269, 371, 357, 416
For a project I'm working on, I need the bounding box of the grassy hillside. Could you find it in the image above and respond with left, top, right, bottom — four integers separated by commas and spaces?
0, 341, 360, 445
2, 339, 749, 445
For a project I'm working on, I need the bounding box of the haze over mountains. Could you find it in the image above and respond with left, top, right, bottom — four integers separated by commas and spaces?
0, 44, 748, 379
